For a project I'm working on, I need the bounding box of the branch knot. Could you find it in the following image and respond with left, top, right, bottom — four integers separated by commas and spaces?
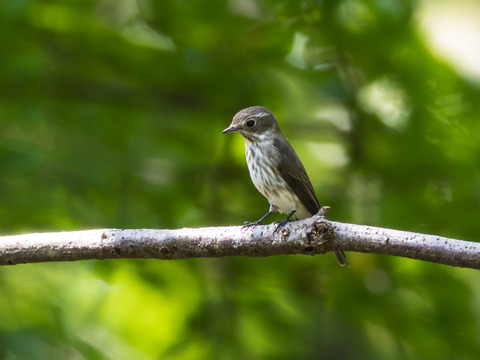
305, 218, 334, 255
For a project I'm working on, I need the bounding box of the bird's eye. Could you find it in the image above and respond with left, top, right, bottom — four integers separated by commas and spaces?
246, 119, 255, 128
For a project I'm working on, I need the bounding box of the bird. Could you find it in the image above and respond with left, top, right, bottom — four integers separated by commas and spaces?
222, 106, 348, 267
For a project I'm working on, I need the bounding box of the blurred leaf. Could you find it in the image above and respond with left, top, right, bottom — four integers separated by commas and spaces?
0, 0, 480, 359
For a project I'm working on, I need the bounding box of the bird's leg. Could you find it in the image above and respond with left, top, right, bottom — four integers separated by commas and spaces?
273, 210, 296, 234
243, 211, 274, 228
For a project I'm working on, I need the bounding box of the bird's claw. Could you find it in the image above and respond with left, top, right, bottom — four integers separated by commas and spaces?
273, 210, 296, 234
242, 220, 263, 229
273, 219, 289, 234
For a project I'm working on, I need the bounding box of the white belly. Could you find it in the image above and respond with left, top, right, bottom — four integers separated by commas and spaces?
245, 140, 311, 219
267, 187, 311, 219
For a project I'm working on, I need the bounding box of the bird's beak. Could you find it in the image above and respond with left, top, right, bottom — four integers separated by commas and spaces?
222, 125, 237, 134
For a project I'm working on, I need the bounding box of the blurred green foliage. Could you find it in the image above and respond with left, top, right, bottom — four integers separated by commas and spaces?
1, 0, 480, 359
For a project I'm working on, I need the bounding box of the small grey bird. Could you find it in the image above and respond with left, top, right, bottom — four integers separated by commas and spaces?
223, 106, 348, 266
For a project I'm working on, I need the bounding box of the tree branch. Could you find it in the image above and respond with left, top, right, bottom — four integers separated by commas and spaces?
1, 214, 479, 269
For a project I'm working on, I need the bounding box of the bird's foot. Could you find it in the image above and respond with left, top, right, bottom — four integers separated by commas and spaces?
242, 219, 264, 229
273, 210, 296, 234
242, 211, 274, 229
273, 220, 289, 234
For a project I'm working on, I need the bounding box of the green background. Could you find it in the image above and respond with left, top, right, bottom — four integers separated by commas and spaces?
1, 0, 480, 359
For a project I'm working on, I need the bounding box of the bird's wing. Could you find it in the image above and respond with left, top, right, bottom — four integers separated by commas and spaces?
273, 137, 320, 216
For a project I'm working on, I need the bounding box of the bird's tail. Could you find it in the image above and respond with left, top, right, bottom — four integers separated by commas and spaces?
334, 250, 350, 267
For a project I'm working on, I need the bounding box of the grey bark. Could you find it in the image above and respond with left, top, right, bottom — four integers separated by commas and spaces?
1, 213, 479, 269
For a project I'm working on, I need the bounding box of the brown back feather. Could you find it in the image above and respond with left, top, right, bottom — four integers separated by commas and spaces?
273, 137, 320, 216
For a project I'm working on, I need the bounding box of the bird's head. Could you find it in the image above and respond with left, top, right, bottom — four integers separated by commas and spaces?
222, 106, 280, 142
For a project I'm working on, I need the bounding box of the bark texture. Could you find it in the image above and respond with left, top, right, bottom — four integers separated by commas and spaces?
1, 215, 479, 269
